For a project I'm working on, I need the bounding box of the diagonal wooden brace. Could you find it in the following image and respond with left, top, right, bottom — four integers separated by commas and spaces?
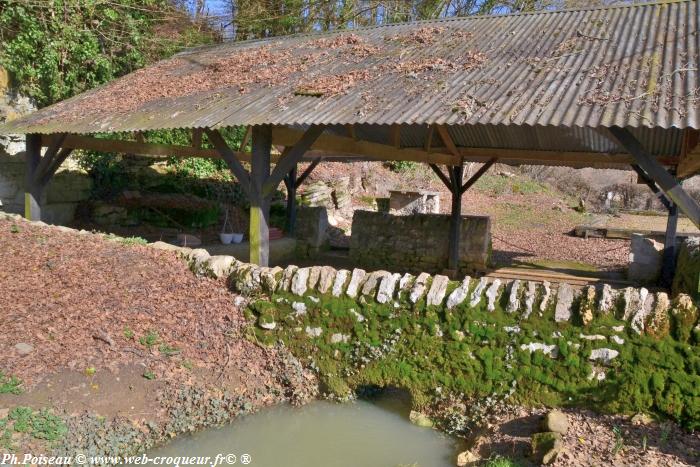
205, 129, 251, 197
607, 126, 700, 228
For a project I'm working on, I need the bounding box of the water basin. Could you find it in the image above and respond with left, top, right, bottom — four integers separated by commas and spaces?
147, 395, 461, 467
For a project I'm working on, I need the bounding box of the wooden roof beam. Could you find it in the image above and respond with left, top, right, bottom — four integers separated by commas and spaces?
272, 126, 460, 166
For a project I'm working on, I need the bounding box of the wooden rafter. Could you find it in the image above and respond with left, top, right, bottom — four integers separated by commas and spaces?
436, 125, 461, 159
677, 129, 700, 178
272, 126, 460, 166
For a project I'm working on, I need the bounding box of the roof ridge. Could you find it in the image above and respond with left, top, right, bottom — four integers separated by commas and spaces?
176, 0, 695, 56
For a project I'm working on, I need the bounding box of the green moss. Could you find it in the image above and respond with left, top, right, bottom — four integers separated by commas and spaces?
246, 289, 700, 430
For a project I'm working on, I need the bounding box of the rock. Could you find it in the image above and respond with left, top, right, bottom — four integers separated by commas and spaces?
670, 294, 698, 342
317, 266, 336, 294
426, 274, 449, 306
598, 283, 616, 315
330, 333, 350, 344
14, 342, 33, 356
207, 255, 236, 278
554, 283, 574, 322
187, 248, 211, 276
332, 269, 350, 297
456, 450, 479, 466
305, 326, 323, 338
291, 267, 311, 296
520, 342, 558, 358
278, 265, 299, 292
589, 348, 619, 365
149, 241, 186, 254
260, 266, 283, 293
292, 302, 307, 316
579, 285, 597, 325
531, 431, 563, 465
410, 272, 431, 304
622, 287, 640, 321
446, 276, 471, 310
628, 234, 663, 283
540, 280, 552, 312
257, 315, 277, 330
346, 268, 367, 298
377, 273, 401, 304
506, 280, 521, 313
485, 279, 501, 312
349, 308, 365, 322
469, 277, 488, 307
409, 410, 434, 428
361, 270, 388, 298
610, 335, 625, 345
523, 281, 537, 319
307, 266, 322, 290
579, 334, 606, 341
645, 292, 671, 339
398, 273, 415, 295
630, 288, 652, 334
543, 410, 569, 434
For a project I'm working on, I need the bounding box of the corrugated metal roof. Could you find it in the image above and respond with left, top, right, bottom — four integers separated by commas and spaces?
1, 0, 698, 137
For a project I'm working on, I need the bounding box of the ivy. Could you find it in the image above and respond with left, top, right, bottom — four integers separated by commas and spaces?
0, 0, 216, 108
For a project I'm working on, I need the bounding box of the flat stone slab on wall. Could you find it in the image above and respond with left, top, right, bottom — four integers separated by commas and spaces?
349, 210, 490, 274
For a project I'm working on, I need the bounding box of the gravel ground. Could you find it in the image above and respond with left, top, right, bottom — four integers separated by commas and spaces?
480, 406, 700, 466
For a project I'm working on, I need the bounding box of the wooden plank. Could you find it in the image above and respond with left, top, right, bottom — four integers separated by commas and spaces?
205, 129, 252, 197
660, 202, 679, 287
272, 126, 460, 166
607, 126, 700, 228
250, 125, 272, 266
461, 158, 497, 194
448, 165, 464, 272
191, 129, 203, 149
42, 133, 230, 160
24, 134, 43, 221
285, 166, 297, 234
390, 124, 401, 149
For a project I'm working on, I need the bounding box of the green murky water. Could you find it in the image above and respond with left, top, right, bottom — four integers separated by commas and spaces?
147, 395, 460, 467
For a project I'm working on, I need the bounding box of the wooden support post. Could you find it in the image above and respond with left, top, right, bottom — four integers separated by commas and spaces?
250, 125, 272, 266
661, 200, 679, 288
24, 134, 42, 221
285, 165, 298, 235
607, 127, 700, 228
448, 164, 464, 273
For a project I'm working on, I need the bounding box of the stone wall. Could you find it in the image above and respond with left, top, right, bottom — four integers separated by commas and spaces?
0, 155, 92, 225
4, 211, 700, 428
673, 237, 700, 301
294, 206, 330, 258
349, 210, 490, 274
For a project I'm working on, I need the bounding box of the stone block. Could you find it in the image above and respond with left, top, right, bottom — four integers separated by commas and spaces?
295, 206, 329, 251
628, 234, 663, 284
